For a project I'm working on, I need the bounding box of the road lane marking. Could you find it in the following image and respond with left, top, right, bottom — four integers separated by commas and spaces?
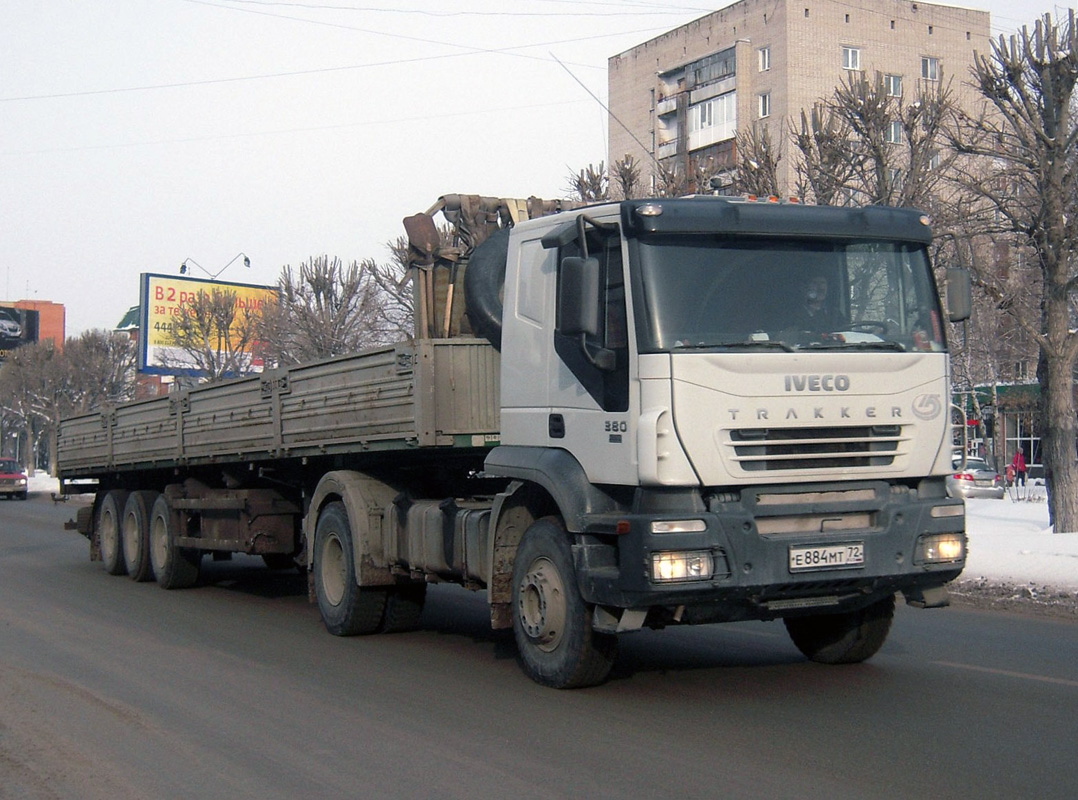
933, 660, 1078, 688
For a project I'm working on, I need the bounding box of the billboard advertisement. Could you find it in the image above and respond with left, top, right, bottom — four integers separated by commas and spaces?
139, 273, 277, 377
0, 306, 40, 362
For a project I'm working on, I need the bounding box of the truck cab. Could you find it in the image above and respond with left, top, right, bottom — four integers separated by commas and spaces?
480, 196, 967, 686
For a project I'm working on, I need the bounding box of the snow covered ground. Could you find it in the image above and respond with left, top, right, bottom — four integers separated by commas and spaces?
26, 472, 1078, 593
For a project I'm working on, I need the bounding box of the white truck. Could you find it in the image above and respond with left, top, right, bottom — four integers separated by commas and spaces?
60, 194, 971, 688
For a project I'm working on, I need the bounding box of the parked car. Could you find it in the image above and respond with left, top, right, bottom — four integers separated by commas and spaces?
947, 456, 1005, 499
0, 458, 28, 500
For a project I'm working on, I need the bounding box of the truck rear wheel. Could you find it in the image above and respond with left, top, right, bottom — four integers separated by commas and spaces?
512, 518, 617, 688
314, 501, 387, 636
784, 594, 896, 664
149, 494, 201, 589
122, 490, 158, 583
98, 490, 129, 576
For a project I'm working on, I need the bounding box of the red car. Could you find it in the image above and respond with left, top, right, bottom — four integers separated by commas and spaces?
0, 458, 28, 500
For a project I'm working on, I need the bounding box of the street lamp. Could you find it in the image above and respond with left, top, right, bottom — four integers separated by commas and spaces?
179, 252, 251, 280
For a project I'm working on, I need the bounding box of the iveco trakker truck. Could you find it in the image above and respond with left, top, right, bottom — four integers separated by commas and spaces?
59, 194, 971, 688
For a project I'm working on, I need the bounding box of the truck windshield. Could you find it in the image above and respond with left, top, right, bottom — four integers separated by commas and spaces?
630, 235, 946, 354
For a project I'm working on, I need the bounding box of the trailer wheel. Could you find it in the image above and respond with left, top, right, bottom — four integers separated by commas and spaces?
512, 518, 617, 688
149, 494, 200, 590
314, 501, 386, 636
381, 583, 427, 633
784, 593, 896, 664
98, 490, 129, 576
122, 490, 158, 583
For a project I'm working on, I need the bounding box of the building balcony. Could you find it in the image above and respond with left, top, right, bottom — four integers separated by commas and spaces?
656, 96, 678, 116
657, 139, 679, 160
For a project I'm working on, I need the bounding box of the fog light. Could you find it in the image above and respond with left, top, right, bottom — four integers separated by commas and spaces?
650, 519, 707, 534
915, 533, 965, 564
651, 551, 714, 582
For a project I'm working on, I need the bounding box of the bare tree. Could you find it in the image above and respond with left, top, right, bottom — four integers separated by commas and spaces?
0, 340, 58, 471
566, 162, 609, 202
611, 155, 642, 199
947, 12, 1078, 530
0, 330, 135, 472
166, 287, 261, 381
733, 125, 782, 196
792, 104, 857, 205
56, 330, 137, 413
257, 253, 412, 367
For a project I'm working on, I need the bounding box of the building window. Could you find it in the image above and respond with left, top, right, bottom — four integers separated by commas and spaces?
688, 91, 737, 147
759, 46, 771, 72
759, 92, 771, 119
928, 150, 941, 170
884, 74, 903, 97
843, 46, 861, 71
886, 120, 903, 144
922, 56, 940, 81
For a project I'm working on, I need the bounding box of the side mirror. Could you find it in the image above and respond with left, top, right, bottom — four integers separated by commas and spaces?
558, 256, 615, 372
945, 268, 972, 323
558, 256, 601, 336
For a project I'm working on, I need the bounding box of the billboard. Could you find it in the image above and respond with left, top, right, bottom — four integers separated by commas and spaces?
139, 273, 277, 377
0, 306, 40, 362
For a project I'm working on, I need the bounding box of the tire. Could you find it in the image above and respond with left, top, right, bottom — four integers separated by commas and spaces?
122, 490, 158, 583
463, 226, 510, 350
512, 518, 617, 688
98, 490, 129, 576
313, 501, 387, 636
784, 594, 896, 664
381, 583, 427, 633
149, 494, 201, 590
17, 492, 27, 501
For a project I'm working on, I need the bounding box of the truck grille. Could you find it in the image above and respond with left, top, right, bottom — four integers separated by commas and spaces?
730, 425, 905, 472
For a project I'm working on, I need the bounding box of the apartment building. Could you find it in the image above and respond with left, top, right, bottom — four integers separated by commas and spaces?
607, 0, 991, 193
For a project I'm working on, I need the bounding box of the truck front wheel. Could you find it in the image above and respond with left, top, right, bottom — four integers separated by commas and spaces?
98, 490, 129, 575
314, 501, 386, 636
512, 518, 617, 688
783, 593, 896, 664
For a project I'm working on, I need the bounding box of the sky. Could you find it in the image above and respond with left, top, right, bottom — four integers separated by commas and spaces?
0, 0, 1061, 337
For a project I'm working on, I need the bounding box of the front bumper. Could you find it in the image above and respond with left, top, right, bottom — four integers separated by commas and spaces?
574, 479, 964, 623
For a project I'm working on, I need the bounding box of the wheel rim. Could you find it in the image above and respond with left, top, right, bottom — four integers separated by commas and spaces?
320, 532, 347, 607
150, 513, 168, 569
123, 511, 139, 562
101, 508, 119, 563
517, 556, 567, 653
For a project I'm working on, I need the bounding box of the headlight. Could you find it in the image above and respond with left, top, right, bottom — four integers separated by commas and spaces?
650, 519, 706, 534
651, 551, 714, 582
915, 533, 965, 564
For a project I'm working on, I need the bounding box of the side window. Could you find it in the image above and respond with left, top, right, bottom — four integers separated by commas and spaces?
555, 232, 629, 412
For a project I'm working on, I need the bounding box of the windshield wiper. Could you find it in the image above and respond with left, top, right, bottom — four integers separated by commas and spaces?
801, 340, 907, 352
675, 340, 796, 352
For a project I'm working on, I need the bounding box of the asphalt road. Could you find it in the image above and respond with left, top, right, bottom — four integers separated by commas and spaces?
2, 491, 1077, 800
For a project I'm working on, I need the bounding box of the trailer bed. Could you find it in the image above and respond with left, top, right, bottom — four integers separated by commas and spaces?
58, 339, 500, 478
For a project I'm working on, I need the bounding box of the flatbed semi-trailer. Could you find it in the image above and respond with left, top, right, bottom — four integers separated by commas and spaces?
61, 194, 972, 687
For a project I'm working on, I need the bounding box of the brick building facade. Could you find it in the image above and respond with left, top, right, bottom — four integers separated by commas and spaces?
608, 0, 990, 193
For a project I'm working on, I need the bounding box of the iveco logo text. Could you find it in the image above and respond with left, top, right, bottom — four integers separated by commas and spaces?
784, 374, 851, 392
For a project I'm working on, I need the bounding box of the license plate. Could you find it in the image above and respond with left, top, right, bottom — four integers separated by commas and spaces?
789, 542, 865, 572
